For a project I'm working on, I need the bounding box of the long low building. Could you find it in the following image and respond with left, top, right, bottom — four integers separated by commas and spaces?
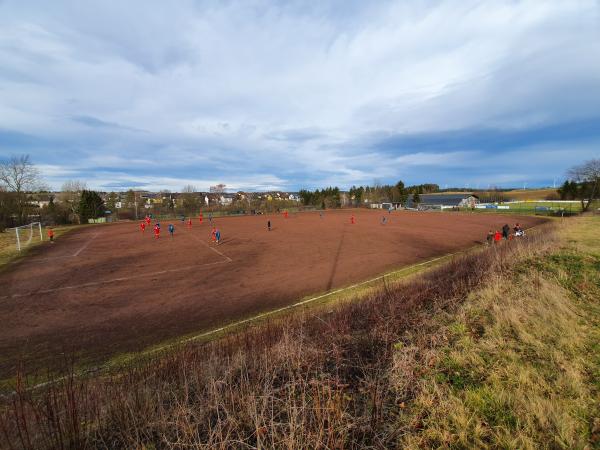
407, 194, 479, 209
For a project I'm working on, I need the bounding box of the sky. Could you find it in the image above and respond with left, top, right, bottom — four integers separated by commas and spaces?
1, 0, 599, 192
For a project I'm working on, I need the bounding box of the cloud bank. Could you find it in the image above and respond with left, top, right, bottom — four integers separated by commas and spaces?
1, 0, 599, 191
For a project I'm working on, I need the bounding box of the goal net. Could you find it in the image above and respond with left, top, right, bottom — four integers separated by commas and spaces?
12, 222, 43, 251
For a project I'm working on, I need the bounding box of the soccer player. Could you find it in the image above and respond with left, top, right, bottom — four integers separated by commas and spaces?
47, 227, 55, 243
284, 210, 289, 219
381, 216, 387, 225
140, 221, 146, 233
211, 226, 217, 242
215, 228, 221, 244
187, 218, 192, 229
154, 223, 160, 239
350, 215, 355, 224
145, 216, 151, 225
267, 220, 271, 231
486, 230, 494, 245
199, 213, 203, 224
209, 213, 213, 223
168, 223, 175, 237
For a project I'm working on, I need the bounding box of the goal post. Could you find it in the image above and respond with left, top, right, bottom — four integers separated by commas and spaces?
13, 222, 43, 251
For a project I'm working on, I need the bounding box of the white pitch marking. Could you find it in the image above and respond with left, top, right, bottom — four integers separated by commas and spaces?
187, 230, 233, 262
0, 259, 231, 300
72, 232, 100, 256
24, 233, 100, 263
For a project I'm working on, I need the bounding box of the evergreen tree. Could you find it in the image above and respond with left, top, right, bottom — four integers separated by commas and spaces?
78, 190, 105, 222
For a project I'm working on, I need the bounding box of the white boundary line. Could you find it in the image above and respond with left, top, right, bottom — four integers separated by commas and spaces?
146, 251, 457, 355
2, 250, 457, 397
1, 231, 232, 300
0, 259, 231, 301
188, 231, 232, 262
2, 230, 233, 300
23, 233, 100, 263
72, 233, 99, 256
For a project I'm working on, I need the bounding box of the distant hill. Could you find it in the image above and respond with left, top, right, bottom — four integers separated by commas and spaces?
503, 188, 559, 201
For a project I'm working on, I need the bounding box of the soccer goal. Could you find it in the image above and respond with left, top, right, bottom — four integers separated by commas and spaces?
12, 222, 43, 251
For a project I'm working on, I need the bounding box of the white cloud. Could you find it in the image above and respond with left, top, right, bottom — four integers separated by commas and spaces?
1, 0, 599, 190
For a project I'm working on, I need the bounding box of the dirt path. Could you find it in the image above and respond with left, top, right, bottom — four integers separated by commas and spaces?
0, 210, 546, 378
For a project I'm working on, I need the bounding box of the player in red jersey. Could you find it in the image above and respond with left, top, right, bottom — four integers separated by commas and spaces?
199, 213, 203, 224
145, 216, 151, 225
211, 226, 217, 242
284, 210, 289, 219
187, 218, 192, 229
350, 214, 355, 224
140, 221, 146, 233
154, 223, 160, 239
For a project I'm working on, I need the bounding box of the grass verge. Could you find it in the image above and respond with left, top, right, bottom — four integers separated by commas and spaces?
0, 225, 83, 267
397, 216, 600, 448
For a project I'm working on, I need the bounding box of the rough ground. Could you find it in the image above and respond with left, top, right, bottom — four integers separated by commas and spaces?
0, 209, 545, 377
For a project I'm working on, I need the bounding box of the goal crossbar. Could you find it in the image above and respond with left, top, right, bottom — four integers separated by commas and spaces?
12, 222, 43, 251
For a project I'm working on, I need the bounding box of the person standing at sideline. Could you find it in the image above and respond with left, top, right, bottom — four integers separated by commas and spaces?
494, 230, 502, 243
502, 223, 510, 240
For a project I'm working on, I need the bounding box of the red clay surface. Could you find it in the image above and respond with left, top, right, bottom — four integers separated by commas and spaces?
0, 209, 546, 378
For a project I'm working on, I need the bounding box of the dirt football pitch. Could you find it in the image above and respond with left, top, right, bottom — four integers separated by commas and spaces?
0, 209, 546, 379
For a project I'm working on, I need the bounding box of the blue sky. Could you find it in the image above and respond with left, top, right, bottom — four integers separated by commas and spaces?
1, 1, 599, 192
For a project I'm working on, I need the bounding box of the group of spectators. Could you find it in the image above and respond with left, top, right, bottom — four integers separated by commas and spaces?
486, 223, 524, 245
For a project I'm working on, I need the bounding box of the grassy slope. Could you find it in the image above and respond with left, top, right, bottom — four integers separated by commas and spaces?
504, 188, 559, 200
398, 216, 600, 448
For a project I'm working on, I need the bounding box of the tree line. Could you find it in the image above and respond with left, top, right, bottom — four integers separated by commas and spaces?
298, 182, 441, 208
0, 155, 106, 230
1, 154, 598, 229
558, 158, 600, 211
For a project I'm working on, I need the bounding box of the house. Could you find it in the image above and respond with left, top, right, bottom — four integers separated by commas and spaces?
219, 194, 234, 206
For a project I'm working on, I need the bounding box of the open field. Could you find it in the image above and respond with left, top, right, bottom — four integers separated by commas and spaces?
3, 216, 597, 448
0, 209, 545, 380
504, 188, 559, 200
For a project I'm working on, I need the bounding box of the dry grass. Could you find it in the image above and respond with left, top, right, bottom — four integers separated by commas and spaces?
1, 218, 599, 449
504, 188, 560, 201
0, 225, 81, 267
396, 216, 600, 448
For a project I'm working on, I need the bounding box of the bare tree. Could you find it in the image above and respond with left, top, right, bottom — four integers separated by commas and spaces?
0, 154, 42, 223
567, 158, 600, 212
59, 180, 87, 224
181, 185, 199, 214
